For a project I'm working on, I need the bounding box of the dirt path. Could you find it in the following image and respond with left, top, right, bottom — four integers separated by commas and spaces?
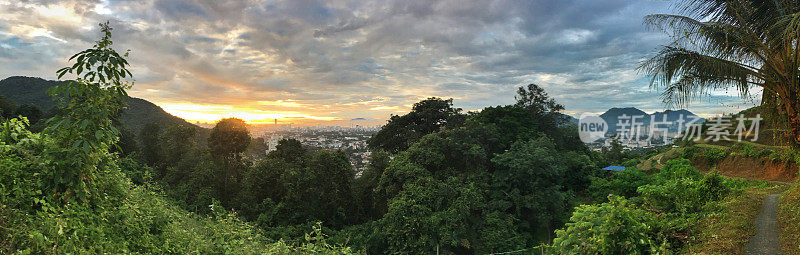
745, 194, 781, 255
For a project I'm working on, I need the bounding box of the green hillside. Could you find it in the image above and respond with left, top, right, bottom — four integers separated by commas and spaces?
0, 76, 204, 136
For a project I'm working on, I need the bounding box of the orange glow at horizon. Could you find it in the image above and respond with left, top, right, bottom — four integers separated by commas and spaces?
160, 103, 340, 124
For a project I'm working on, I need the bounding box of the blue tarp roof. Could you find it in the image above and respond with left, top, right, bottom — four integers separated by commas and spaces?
602, 166, 626, 171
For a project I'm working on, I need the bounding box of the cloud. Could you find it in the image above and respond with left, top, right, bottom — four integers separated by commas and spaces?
0, 0, 760, 124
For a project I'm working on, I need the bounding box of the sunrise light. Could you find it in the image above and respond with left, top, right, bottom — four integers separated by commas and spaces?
160, 103, 339, 124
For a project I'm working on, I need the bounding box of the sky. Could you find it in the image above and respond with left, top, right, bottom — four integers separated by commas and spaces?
0, 0, 763, 125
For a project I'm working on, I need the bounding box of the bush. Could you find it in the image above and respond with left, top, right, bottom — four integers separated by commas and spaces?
681, 146, 699, 159
588, 168, 652, 201
640, 160, 729, 215
0, 117, 356, 254
654, 159, 702, 182
638, 174, 729, 215
701, 147, 729, 163
549, 196, 659, 254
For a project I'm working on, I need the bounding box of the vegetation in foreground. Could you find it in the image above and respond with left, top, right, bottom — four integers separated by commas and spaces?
4, 0, 800, 253
779, 181, 800, 254
685, 184, 787, 254
547, 158, 782, 254
0, 23, 351, 254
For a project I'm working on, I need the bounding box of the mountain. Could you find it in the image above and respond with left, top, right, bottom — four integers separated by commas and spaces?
599, 107, 705, 134
600, 107, 650, 134
561, 113, 579, 125
0, 76, 205, 137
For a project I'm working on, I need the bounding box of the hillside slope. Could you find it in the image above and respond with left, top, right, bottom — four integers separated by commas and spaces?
0, 76, 203, 136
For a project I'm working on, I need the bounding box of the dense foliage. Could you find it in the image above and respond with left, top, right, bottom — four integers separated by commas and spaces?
549, 157, 748, 254
367, 97, 463, 153
0, 24, 352, 254
0, 17, 782, 255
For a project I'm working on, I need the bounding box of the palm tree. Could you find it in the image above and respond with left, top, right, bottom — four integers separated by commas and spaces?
639, 0, 800, 146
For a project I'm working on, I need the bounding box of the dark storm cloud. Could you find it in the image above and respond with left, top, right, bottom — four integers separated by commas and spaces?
0, 0, 756, 121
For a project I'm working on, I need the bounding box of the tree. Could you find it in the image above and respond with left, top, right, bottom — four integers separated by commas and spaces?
208, 118, 251, 162
13, 104, 42, 124
604, 139, 624, 163
368, 97, 463, 153
114, 128, 138, 157
550, 196, 657, 254
280, 150, 355, 227
46, 21, 133, 202
353, 149, 391, 220
0, 94, 17, 119
239, 157, 291, 221
381, 177, 484, 254
162, 124, 197, 167
515, 83, 566, 127
490, 136, 576, 240
207, 118, 250, 207
246, 137, 268, 160
639, 0, 800, 146
139, 122, 162, 167
269, 138, 307, 166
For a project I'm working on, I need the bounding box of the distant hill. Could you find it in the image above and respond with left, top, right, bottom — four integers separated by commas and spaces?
0, 76, 205, 137
599, 107, 705, 134
562, 113, 579, 125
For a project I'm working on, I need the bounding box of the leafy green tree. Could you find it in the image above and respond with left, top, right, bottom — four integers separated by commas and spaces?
368, 97, 463, 153
45, 21, 133, 202
0, 94, 18, 119
588, 168, 652, 201
490, 136, 579, 240
13, 104, 41, 124
239, 157, 291, 220
281, 150, 355, 228
640, 0, 800, 146
208, 118, 251, 162
353, 149, 391, 220
114, 127, 138, 156
515, 83, 566, 127
269, 138, 307, 166
604, 139, 624, 163
381, 177, 484, 254
246, 137, 268, 160
638, 159, 729, 214
139, 122, 162, 167
161, 124, 198, 167
469, 105, 542, 153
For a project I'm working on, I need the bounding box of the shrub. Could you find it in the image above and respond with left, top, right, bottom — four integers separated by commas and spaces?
621, 158, 642, 167
588, 168, 652, 201
654, 159, 702, 182
640, 160, 729, 215
638, 159, 727, 214
701, 147, 729, 164
681, 146, 699, 159
549, 196, 659, 255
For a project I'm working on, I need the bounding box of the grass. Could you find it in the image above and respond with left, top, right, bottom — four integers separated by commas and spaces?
683, 183, 788, 255
779, 182, 800, 254
695, 143, 731, 150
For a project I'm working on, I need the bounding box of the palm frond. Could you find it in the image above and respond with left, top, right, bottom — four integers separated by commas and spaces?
645, 14, 767, 64
639, 46, 764, 106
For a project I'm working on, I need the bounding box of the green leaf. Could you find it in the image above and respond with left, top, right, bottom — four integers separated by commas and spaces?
72, 140, 82, 150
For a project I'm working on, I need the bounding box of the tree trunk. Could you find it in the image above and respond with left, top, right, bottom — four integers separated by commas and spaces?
784, 94, 800, 148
